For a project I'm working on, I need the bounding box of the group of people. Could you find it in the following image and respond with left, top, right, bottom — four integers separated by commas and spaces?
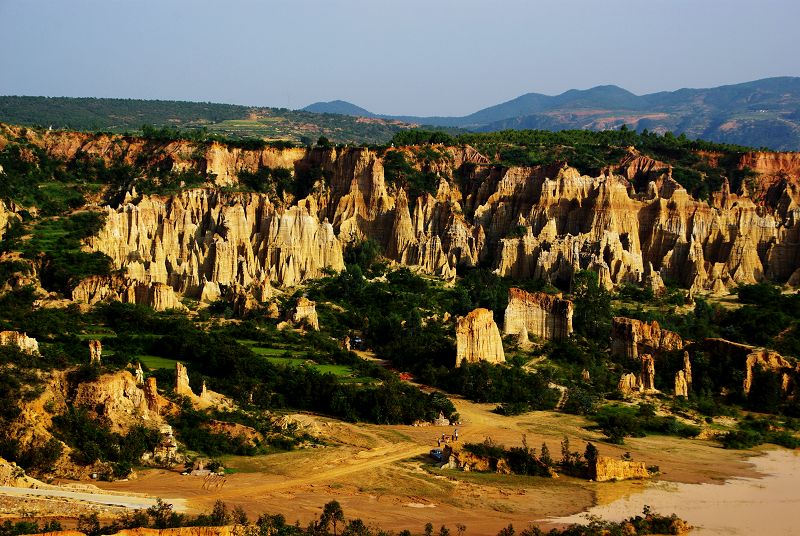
436, 428, 458, 447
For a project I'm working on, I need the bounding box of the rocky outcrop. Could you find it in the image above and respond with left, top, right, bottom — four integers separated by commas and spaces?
201, 420, 263, 448
72, 275, 187, 312
743, 350, 794, 395
88, 339, 102, 365
702, 338, 797, 396
455, 308, 505, 367
611, 317, 683, 360
72, 371, 161, 432
590, 456, 650, 482
675, 352, 692, 397
675, 370, 690, 398
490, 164, 798, 293
152, 425, 179, 465
0, 198, 21, 240
174, 362, 195, 398
640, 354, 656, 392
0, 457, 25, 486
618, 373, 640, 396
682, 351, 693, 388
0, 330, 39, 355
143, 377, 174, 416
441, 444, 516, 475
291, 296, 320, 331
503, 288, 573, 342
617, 354, 658, 395
135, 362, 145, 384
174, 362, 232, 410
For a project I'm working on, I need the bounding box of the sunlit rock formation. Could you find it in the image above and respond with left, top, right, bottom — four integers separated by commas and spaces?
503, 288, 573, 342
455, 308, 505, 367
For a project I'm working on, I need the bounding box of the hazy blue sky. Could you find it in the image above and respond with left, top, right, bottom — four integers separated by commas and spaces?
1, 0, 798, 116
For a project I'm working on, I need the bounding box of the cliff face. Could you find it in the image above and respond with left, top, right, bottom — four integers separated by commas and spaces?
72, 371, 163, 432
611, 317, 683, 360
0, 199, 20, 239
0, 330, 39, 354
6, 126, 800, 302
590, 456, 650, 482
72, 275, 187, 312
701, 338, 797, 396
85, 190, 345, 295
455, 308, 505, 367
503, 288, 573, 342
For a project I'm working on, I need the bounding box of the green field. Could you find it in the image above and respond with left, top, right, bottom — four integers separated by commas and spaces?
75, 331, 117, 341
138, 355, 180, 370
264, 357, 307, 367
235, 339, 367, 379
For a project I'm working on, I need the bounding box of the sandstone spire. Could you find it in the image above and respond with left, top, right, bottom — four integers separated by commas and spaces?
455, 308, 505, 367
135, 362, 145, 385
639, 354, 656, 393
675, 370, 689, 398
88, 339, 102, 366
291, 297, 320, 331
175, 362, 195, 398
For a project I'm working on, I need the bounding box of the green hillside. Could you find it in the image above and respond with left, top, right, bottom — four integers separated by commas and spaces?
0, 96, 415, 145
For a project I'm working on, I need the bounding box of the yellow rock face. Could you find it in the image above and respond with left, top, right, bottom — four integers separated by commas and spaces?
504, 288, 573, 342
455, 308, 505, 367
611, 317, 683, 360
0, 330, 39, 355
6, 126, 800, 309
591, 456, 650, 482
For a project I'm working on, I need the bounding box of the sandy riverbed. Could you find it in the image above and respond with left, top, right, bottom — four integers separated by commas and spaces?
545, 448, 800, 535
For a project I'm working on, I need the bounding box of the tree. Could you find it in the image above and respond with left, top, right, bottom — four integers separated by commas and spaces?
232, 505, 249, 525
77, 513, 101, 536
317, 136, 332, 148
560, 436, 572, 466
571, 270, 611, 339
583, 442, 598, 464
321, 500, 345, 536
424, 522, 434, 536
497, 525, 515, 536
341, 519, 369, 536
147, 498, 174, 529
539, 442, 553, 467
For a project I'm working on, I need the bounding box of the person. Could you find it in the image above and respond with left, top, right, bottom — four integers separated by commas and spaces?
437, 438, 441, 447
454, 428, 459, 441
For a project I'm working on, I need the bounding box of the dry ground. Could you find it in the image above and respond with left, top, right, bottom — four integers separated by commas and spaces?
87, 397, 758, 535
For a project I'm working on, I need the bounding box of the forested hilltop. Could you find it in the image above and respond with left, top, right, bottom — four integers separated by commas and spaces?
1, 121, 800, 487
0, 96, 420, 145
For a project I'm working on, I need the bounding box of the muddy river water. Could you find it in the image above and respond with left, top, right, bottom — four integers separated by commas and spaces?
545, 449, 800, 535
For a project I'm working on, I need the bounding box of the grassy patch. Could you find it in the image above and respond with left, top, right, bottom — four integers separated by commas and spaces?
138, 354, 179, 370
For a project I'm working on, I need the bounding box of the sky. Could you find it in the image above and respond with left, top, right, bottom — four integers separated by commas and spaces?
0, 0, 798, 117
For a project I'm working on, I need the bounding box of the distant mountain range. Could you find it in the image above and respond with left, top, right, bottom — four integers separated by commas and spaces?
303, 77, 800, 150
1, 78, 798, 150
